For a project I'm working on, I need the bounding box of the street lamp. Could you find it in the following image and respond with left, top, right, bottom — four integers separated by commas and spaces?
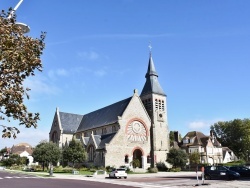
8, 0, 30, 33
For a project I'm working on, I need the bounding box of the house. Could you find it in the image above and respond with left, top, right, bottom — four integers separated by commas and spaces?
49, 51, 170, 170
222, 147, 238, 163
11, 143, 34, 165
174, 131, 224, 165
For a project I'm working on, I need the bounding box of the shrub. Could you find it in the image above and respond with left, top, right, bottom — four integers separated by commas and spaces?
156, 162, 168, 171
126, 167, 132, 173
62, 167, 74, 173
169, 167, 181, 172
80, 167, 88, 171
89, 168, 96, 172
132, 159, 140, 168
106, 165, 114, 172
148, 167, 158, 173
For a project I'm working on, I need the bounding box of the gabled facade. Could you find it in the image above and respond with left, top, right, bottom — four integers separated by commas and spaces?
174, 131, 237, 165
222, 147, 238, 163
49, 52, 170, 169
11, 143, 34, 165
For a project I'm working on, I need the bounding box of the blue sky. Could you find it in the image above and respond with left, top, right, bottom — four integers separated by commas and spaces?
1, 0, 250, 149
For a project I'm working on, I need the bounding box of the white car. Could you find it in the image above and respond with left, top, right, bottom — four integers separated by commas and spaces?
109, 168, 127, 179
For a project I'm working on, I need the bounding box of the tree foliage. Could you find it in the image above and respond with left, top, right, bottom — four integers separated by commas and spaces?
0, 9, 46, 138
189, 152, 200, 165
62, 138, 86, 167
1, 153, 27, 167
167, 148, 188, 168
211, 118, 250, 160
0, 147, 7, 155
32, 141, 61, 171
169, 131, 182, 143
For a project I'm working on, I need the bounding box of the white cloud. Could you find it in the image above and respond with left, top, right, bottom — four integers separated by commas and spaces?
188, 121, 208, 129
77, 51, 100, 61
24, 76, 61, 96
48, 68, 69, 80
56, 69, 68, 76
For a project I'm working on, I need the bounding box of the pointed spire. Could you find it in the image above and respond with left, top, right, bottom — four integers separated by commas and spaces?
141, 48, 166, 96
145, 53, 158, 78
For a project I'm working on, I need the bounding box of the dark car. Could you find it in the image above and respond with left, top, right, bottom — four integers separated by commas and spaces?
204, 166, 240, 180
228, 166, 250, 177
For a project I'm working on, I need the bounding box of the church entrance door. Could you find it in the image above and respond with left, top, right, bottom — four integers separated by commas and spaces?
133, 149, 142, 168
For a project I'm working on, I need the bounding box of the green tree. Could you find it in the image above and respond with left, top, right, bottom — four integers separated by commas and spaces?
32, 141, 61, 171
0, 147, 7, 155
2, 153, 22, 166
167, 148, 188, 168
62, 138, 86, 168
189, 152, 200, 165
169, 131, 182, 143
211, 118, 250, 160
0, 9, 46, 138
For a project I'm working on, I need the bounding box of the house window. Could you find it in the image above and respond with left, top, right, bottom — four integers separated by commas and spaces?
75, 134, 80, 139
88, 145, 95, 162
93, 130, 96, 135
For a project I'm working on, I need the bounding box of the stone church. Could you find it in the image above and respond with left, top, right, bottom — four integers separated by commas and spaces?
49, 51, 170, 170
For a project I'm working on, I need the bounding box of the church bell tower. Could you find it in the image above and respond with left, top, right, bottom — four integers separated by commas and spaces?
140, 49, 170, 167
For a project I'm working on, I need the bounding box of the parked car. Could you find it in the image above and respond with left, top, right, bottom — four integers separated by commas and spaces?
228, 166, 250, 177
204, 166, 240, 180
109, 168, 127, 179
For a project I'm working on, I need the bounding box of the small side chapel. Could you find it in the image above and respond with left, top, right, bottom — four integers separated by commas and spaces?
49, 51, 170, 169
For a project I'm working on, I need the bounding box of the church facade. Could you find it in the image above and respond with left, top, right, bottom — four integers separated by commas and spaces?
49, 52, 170, 169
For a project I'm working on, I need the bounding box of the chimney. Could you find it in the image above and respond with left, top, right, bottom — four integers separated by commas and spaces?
210, 130, 215, 143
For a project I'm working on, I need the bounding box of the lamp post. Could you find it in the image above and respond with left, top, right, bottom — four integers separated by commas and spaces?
8, 0, 30, 33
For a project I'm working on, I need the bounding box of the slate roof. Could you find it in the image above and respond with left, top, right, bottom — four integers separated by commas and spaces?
141, 53, 166, 96
59, 112, 83, 134
77, 97, 132, 132
182, 131, 207, 146
95, 133, 116, 150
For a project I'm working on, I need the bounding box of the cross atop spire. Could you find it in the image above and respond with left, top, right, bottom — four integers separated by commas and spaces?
148, 42, 152, 53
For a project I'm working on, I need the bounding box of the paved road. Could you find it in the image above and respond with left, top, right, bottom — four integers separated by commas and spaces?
1, 170, 250, 188
0, 170, 136, 188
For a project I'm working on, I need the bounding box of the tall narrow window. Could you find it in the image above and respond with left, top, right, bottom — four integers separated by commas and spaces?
102, 128, 107, 134
88, 145, 94, 162
148, 99, 151, 110
147, 155, 151, 164
125, 155, 129, 163
155, 99, 158, 109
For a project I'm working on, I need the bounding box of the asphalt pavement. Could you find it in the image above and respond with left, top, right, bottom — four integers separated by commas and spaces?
3, 169, 250, 188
